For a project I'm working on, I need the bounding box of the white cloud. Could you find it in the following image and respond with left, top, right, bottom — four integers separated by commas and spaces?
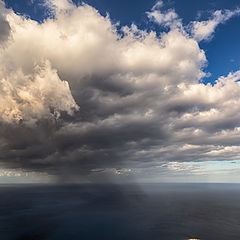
0, 60, 79, 124
146, 1, 181, 29
43, 0, 74, 15
190, 9, 240, 41
0, 0, 205, 125
152, 1, 164, 10
147, 2, 240, 42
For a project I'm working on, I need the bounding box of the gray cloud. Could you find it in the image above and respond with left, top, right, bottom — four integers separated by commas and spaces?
0, 1, 10, 43
0, 0, 240, 181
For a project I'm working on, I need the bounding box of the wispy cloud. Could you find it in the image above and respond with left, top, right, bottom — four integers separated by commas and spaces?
146, 1, 182, 29
190, 9, 240, 41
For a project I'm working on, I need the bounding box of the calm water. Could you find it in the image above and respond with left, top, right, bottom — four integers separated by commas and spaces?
0, 183, 240, 240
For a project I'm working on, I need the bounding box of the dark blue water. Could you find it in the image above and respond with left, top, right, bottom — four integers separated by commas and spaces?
0, 183, 240, 240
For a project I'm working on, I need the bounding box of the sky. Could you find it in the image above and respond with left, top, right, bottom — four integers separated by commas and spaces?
1, 0, 240, 183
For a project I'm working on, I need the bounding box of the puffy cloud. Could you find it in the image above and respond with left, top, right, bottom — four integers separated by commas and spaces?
146, 1, 182, 29
0, 0, 240, 181
0, 61, 79, 124
190, 9, 240, 41
147, 2, 240, 42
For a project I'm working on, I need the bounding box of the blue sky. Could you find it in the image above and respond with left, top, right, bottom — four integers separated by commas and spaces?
1, 0, 240, 183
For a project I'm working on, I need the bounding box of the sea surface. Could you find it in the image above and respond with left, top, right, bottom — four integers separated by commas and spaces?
0, 183, 240, 240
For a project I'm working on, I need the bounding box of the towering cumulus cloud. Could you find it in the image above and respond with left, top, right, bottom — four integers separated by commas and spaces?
0, 61, 79, 123
0, 0, 240, 181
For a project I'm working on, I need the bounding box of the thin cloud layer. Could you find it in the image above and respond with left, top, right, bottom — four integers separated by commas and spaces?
0, 0, 240, 181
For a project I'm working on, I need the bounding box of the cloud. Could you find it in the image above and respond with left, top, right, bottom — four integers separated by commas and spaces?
146, 1, 182, 29
0, 0, 240, 181
190, 9, 240, 41
42, 0, 74, 16
0, 60, 79, 124
0, 0, 10, 43
147, 2, 240, 42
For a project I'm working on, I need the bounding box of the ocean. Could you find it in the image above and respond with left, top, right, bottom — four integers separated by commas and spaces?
0, 183, 240, 240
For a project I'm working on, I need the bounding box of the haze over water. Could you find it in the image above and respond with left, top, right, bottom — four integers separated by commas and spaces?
1, 183, 240, 240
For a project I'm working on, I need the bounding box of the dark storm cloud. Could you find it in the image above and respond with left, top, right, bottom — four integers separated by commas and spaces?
1, 0, 240, 181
